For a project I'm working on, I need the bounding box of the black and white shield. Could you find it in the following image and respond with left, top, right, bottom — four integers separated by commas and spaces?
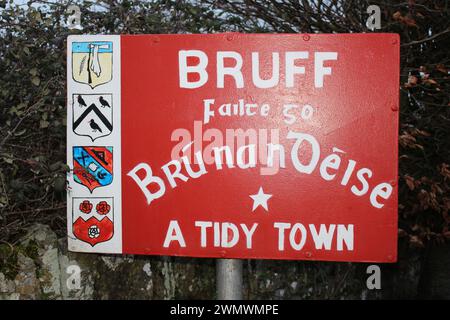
72, 94, 113, 141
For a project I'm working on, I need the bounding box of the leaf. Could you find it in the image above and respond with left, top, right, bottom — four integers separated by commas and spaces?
31, 76, 40, 86
14, 129, 26, 136
404, 175, 415, 190
409, 235, 424, 248
49, 161, 62, 171
39, 120, 49, 128
392, 11, 402, 20
29, 68, 38, 76
2, 157, 13, 164
436, 64, 448, 74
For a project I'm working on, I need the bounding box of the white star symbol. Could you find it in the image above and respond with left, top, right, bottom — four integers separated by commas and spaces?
249, 187, 272, 212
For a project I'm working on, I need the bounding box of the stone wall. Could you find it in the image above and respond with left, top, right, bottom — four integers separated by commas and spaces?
0, 224, 448, 299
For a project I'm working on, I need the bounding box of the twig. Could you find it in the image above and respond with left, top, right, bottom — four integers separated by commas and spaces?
6, 204, 66, 216
401, 28, 450, 47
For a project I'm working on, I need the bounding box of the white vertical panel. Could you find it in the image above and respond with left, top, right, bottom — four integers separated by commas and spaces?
66, 35, 122, 253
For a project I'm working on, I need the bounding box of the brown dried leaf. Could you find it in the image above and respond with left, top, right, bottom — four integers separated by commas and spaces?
393, 11, 402, 20
404, 175, 415, 190
423, 78, 438, 85
409, 235, 425, 248
398, 228, 408, 237
436, 64, 448, 74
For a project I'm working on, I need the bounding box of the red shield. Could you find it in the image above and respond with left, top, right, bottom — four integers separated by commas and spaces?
73, 216, 114, 246
72, 197, 114, 246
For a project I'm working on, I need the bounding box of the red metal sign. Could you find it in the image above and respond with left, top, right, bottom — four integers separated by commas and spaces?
67, 33, 399, 262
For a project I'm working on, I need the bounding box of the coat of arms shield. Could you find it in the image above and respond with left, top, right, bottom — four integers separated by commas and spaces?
72, 197, 114, 246
72, 94, 113, 141
73, 146, 113, 192
72, 41, 113, 88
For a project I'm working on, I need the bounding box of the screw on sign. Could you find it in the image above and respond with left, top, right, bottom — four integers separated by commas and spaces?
67, 34, 399, 263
